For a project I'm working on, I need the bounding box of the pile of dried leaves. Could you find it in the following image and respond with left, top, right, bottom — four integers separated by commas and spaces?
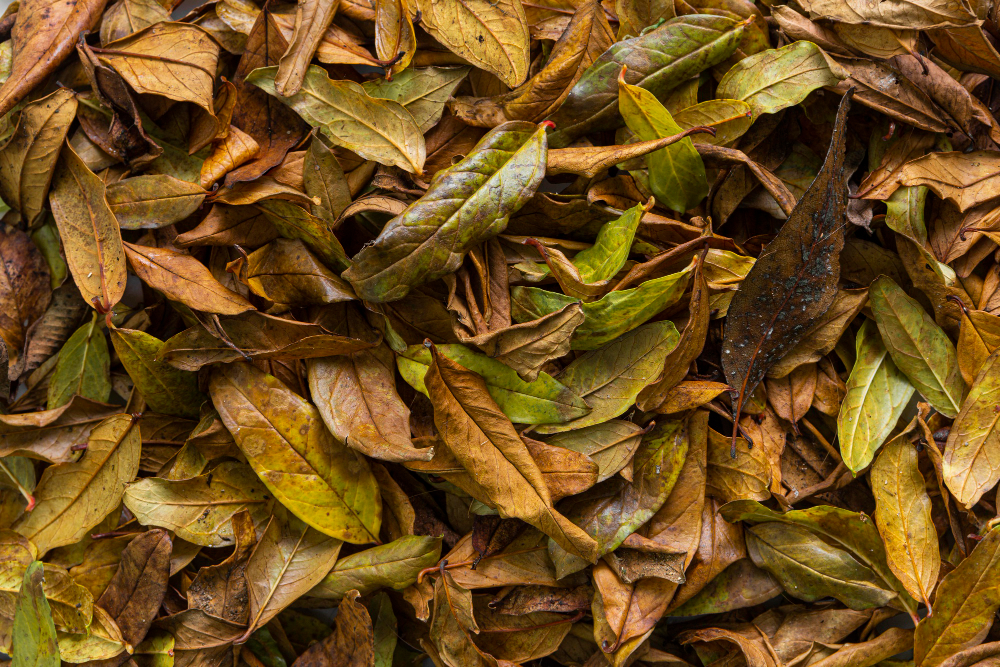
11, 0, 1000, 664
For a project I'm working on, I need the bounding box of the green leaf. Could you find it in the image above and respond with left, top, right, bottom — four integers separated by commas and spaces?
673, 99, 753, 146
571, 203, 646, 284
745, 522, 896, 609
716, 41, 848, 119
838, 318, 915, 473
343, 121, 547, 302
247, 64, 426, 173
105, 175, 207, 230
47, 315, 111, 410
547, 15, 746, 146
945, 349, 1000, 508
110, 327, 205, 419
869, 275, 965, 417
511, 262, 692, 350
396, 343, 590, 425
363, 66, 471, 133
619, 76, 707, 213
12, 561, 60, 667
720, 500, 918, 619
209, 361, 382, 543
368, 592, 397, 667
310, 535, 443, 599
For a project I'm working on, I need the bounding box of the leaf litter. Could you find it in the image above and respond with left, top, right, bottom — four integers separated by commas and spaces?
7, 0, 1000, 665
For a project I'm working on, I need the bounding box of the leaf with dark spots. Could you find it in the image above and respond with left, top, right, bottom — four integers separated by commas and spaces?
722, 90, 853, 448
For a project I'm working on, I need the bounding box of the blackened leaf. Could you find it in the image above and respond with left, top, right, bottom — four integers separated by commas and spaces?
722, 90, 853, 440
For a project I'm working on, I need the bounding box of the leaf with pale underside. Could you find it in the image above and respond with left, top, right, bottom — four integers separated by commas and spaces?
839, 318, 915, 474
248, 64, 426, 174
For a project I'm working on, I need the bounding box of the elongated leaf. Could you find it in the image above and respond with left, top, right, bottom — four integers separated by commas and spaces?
110, 327, 204, 418
12, 561, 59, 667
47, 315, 110, 410
209, 361, 382, 543
839, 318, 915, 473
106, 175, 206, 230
869, 275, 964, 417
795, 0, 976, 29
547, 15, 746, 146
397, 343, 590, 426
619, 75, 707, 213
48, 143, 127, 311
745, 522, 896, 609
310, 535, 443, 599
0, 89, 77, 225
13, 414, 139, 555
722, 90, 852, 435
413, 0, 529, 87
123, 242, 254, 316
871, 433, 939, 608
424, 344, 599, 561
343, 121, 546, 301
124, 462, 273, 546
915, 527, 1000, 667
536, 320, 679, 434
945, 349, 1000, 508
240, 507, 342, 642
511, 263, 692, 350
248, 64, 426, 174
0, 0, 105, 117
716, 41, 848, 119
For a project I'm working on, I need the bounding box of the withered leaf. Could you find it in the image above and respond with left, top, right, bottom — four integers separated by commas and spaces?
722, 90, 852, 441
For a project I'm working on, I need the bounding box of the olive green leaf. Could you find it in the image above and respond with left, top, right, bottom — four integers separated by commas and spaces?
110, 327, 205, 419
535, 321, 680, 434
838, 318, 915, 473
547, 15, 747, 146
511, 262, 692, 350
310, 535, 443, 599
303, 136, 351, 225
247, 64, 426, 173
343, 121, 547, 302
209, 361, 382, 543
364, 67, 471, 133
673, 99, 752, 146
105, 175, 206, 230
745, 522, 896, 610
869, 275, 964, 417
544, 420, 645, 483
619, 74, 707, 213
12, 561, 60, 667
47, 315, 111, 410
716, 41, 848, 120
396, 343, 590, 425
